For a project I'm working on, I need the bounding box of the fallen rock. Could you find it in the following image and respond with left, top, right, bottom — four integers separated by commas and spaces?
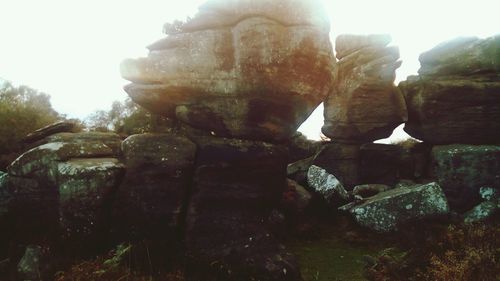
113, 133, 196, 239
307, 165, 350, 206
121, 0, 334, 142
343, 182, 449, 232
431, 145, 500, 211
22, 121, 78, 145
400, 35, 500, 144
463, 199, 499, 224
312, 142, 360, 188
323, 34, 407, 142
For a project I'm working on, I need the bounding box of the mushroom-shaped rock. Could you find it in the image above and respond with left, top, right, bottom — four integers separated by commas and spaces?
322, 34, 407, 143
121, 0, 335, 143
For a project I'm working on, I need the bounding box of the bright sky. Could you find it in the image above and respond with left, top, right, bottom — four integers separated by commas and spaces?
0, 0, 498, 140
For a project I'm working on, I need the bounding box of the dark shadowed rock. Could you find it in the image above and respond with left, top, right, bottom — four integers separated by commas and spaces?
400, 35, 500, 144
58, 158, 125, 241
287, 132, 323, 163
22, 121, 77, 145
323, 34, 407, 142
121, 0, 334, 142
185, 136, 301, 280
17, 245, 42, 281
312, 142, 360, 189
113, 133, 196, 239
359, 143, 402, 186
343, 182, 449, 232
431, 145, 500, 211
352, 184, 391, 199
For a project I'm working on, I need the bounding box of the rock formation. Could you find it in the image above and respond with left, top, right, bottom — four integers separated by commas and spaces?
121, 0, 334, 143
400, 35, 500, 144
322, 34, 407, 143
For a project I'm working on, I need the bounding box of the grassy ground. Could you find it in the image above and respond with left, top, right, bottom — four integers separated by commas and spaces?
286, 220, 390, 281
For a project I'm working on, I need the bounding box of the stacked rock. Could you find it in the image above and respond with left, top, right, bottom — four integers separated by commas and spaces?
400, 35, 500, 212
312, 34, 407, 189
119, 0, 335, 280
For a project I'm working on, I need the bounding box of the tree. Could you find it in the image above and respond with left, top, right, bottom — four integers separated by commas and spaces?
0, 80, 61, 169
85, 98, 172, 136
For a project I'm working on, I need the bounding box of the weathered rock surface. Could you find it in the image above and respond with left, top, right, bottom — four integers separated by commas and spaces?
113, 133, 196, 239
344, 182, 449, 232
7, 142, 116, 184
418, 36, 500, 77
400, 35, 500, 144
282, 179, 312, 212
463, 199, 499, 224
42, 132, 122, 155
287, 132, 323, 163
431, 144, 500, 211
307, 165, 350, 206
121, 0, 334, 142
312, 142, 360, 188
22, 121, 77, 145
58, 158, 125, 240
186, 137, 301, 280
323, 34, 407, 142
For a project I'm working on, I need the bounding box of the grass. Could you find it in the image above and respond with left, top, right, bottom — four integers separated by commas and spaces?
285, 218, 390, 281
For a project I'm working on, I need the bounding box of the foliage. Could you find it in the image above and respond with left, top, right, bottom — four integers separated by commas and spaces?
0, 80, 61, 169
55, 243, 185, 281
85, 98, 172, 136
364, 220, 500, 281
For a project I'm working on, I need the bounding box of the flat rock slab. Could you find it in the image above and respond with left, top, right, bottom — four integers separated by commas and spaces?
22, 121, 77, 144
345, 182, 449, 232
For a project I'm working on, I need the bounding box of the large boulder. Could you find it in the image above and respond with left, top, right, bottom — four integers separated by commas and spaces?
322, 34, 407, 142
58, 158, 125, 241
400, 35, 500, 144
343, 182, 449, 232
431, 144, 500, 211
185, 136, 301, 280
121, 0, 334, 142
113, 133, 196, 239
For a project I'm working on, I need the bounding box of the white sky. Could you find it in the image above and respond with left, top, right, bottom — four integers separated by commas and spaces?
0, 0, 498, 140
